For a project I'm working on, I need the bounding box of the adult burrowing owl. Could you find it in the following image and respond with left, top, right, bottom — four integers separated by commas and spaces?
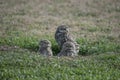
55, 25, 79, 53
39, 40, 53, 56
55, 25, 74, 48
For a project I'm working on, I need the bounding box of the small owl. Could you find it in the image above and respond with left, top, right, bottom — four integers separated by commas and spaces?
39, 40, 53, 56
57, 41, 78, 57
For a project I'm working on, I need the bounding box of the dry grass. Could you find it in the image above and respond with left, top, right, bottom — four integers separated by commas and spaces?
0, 0, 120, 35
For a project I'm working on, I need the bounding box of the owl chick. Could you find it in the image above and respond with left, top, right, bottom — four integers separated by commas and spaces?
57, 41, 78, 57
39, 40, 53, 56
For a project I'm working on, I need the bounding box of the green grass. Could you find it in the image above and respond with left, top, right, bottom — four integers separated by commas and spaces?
77, 38, 120, 55
0, 35, 119, 55
0, 50, 120, 80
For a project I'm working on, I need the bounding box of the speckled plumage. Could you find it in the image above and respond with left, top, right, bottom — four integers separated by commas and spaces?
57, 41, 78, 57
55, 25, 79, 54
39, 40, 53, 56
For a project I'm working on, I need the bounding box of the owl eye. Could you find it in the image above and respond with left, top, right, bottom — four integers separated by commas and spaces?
61, 28, 64, 30
47, 42, 49, 44
66, 45, 69, 47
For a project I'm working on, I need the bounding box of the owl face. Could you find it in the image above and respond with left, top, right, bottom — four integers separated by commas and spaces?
57, 25, 69, 33
62, 42, 75, 52
40, 40, 51, 47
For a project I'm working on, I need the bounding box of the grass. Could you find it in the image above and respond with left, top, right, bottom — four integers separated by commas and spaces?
0, 0, 120, 79
0, 35, 119, 55
0, 50, 120, 80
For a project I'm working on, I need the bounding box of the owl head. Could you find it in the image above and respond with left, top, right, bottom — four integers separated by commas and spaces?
62, 41, 76, 52
39, 40, 51, 48
56, 25, 70, 33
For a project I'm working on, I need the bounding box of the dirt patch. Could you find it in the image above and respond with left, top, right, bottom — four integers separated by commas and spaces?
0, 45, 19, 51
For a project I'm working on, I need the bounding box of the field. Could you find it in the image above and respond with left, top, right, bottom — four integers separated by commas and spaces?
0, 0, 120, 80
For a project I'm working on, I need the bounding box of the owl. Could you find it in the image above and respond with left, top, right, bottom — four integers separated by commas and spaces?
55, 25, 79, 54
57, 41, 78, 57
55, 25, 74, 48
39, 40, 53, 56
